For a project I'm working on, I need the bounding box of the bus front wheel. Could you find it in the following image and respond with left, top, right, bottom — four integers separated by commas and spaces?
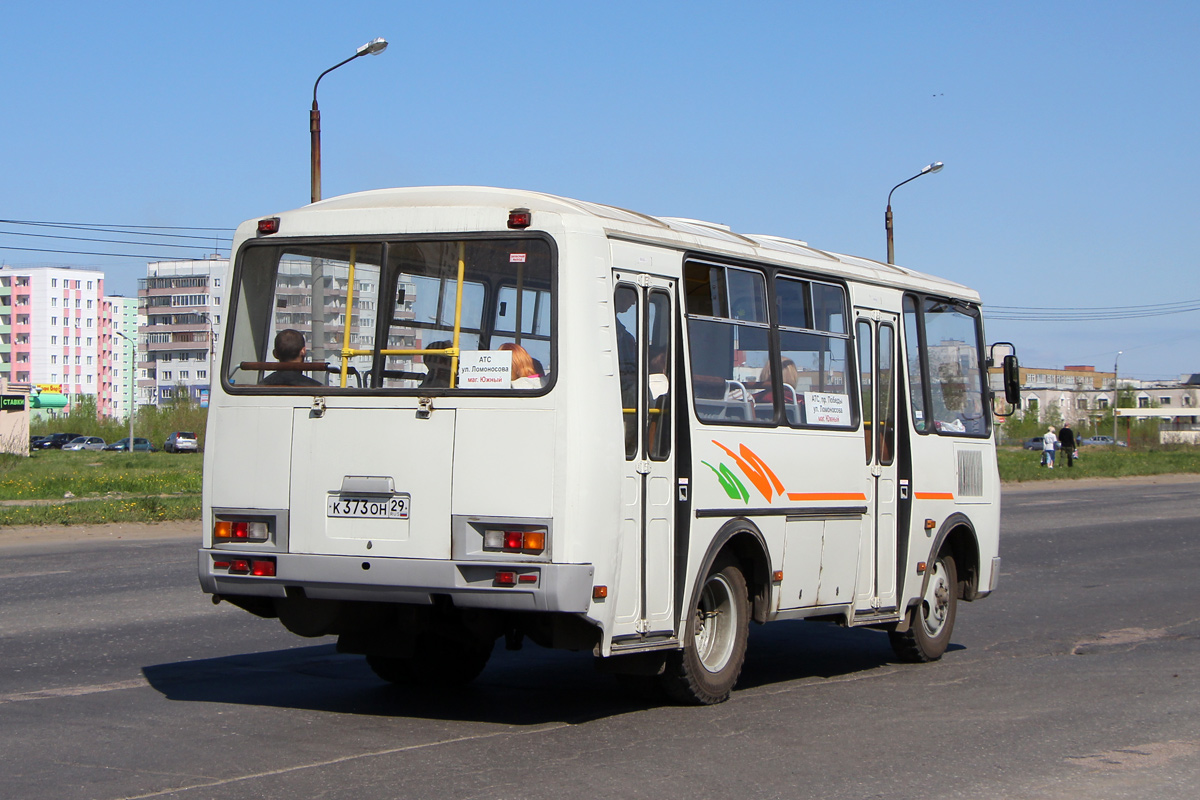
661, 558, 749, 705
889, 553, 958, 663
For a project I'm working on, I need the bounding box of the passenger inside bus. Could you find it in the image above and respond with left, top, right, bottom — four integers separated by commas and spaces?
753, 359, 805, 423
261, 329, 322, 386
420, 341, 454, 388
499, 342, 543, 389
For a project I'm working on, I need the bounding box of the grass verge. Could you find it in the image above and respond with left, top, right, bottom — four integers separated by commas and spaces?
998, 446, 1200, 482
0, 495, 201, 527
0, 450, 201, 500
0, 450, 202, 527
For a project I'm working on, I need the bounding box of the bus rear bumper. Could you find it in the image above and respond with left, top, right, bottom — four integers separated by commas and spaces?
198, 549, 595, 614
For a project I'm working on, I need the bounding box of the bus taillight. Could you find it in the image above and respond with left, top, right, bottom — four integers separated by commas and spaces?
483, 528, 546, 554
214, 520, 269, 542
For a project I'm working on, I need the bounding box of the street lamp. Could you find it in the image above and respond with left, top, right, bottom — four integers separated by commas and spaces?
1113, 350, 1122, 443
310, 37, 388, 205
114, 329, 136, 453
309, 38, 387, 363
886, 161, 943, 265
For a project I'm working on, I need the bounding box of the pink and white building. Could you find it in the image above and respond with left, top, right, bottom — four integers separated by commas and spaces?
0, 266, 106, 410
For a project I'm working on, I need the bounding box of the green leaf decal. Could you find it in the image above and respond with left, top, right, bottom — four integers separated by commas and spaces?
701, 460, 750, 503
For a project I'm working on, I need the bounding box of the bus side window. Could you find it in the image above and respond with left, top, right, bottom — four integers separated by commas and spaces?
646, 290, 672, 461
684, 261, 770, 425
777, 277, 848, 428
858, 320, 873, 463
878, 323, 895, 464
903, 295, 928, 432
614, 285, 639, 459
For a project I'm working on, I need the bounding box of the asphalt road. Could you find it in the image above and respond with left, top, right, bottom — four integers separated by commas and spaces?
2, 477, 1198, 800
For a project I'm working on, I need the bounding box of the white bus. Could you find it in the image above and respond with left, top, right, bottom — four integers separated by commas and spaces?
200, 186, 1019, 704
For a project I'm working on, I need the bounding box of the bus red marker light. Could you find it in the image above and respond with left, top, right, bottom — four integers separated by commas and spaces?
251, 559, 276, 577
518, 573, 538, 584
229, 559, 250, 574
504, 531, 523, 551
495, 571, 516, 586
508, 208, 531, 229
257, 217, 280, 235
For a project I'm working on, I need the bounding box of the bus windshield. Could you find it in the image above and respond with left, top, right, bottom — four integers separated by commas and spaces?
224, 236, 554, 392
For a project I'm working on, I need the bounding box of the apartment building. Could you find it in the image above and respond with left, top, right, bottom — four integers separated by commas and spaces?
99, 296, 138, 419
0, 266, 105, 408
137, 258, 227, 406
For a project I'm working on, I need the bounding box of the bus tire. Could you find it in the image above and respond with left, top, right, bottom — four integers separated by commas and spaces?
889, 553, 957, 663
367, 633, 494, 687
661, 558, 749, 705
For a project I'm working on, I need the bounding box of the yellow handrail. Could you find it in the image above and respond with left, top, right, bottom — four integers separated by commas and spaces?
449, 241, 466, 388
338, 245, 357, 388
330, 243, 469, 386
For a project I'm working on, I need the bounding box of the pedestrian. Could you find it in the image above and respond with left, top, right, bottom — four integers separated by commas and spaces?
1059, 423, 1077, 468
1043, 426, 1058, 469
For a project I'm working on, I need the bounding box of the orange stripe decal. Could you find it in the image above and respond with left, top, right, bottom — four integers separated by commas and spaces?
712, 441, 786, 503
914, 492, 955, 500
785, 492, 868, 501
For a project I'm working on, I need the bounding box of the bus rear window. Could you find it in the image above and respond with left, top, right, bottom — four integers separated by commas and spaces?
225, 237, 553, 392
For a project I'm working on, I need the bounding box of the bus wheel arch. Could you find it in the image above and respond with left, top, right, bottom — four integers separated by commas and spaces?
890, 515, 978, 662
692, 519, 772, 625
931, 514, 981, 602
660, 520, 770, 705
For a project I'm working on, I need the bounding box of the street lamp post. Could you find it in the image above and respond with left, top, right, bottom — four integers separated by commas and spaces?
1113, 350, 1122, 444
310, 37, 388, 205
886, 162, 943, 265
114, 329, 136, 453
308, 38, 387, 362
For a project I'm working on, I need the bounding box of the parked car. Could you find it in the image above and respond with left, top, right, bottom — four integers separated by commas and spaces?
30, 435, 46, 449
36, 432, 84, 450
1022, 436, 1057, 450
164, 431, 199, 453
62, 436, 107, 451
104, 437, 156, 452
1082, 435, 1127, 447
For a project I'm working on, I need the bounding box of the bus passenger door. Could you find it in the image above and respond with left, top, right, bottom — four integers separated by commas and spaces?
612, 274, 677, 640
855, 311, 899, 613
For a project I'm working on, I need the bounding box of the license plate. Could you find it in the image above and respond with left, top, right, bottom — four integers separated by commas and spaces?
327, 494, 410, 519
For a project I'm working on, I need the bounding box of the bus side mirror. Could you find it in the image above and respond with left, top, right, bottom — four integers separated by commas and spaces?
1002, 354, 1021, 406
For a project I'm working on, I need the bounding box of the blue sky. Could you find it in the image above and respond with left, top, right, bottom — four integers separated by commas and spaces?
2, 1, 1197, 380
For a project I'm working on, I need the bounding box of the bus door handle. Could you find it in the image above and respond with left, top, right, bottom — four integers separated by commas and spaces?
678, 478, 689, 502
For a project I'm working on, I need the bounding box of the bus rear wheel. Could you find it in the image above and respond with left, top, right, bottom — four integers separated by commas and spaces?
889, 553, 957, 663
661, 558, 749, 705
367, 632, 494, 687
